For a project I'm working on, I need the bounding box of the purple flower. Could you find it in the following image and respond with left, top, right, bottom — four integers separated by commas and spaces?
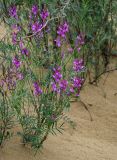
57, 22, 69, 38
51, 82, 58, 92
59, 79, 68, 91
75, 33, 85, 46
75, 93, 80, 97
72, 77, 83, 89
19, 40, 24, 49
53, 67, 62, 82
40, 9, 49, 20
63, 22, 69, 33
12, 57, 21, 68
9, 5, 17, 19
54, 37, 61, 47
77, 47, 81, 52
53, 72, 62, 82
31, 22, 42, 33
69, 87, 74, 93
12, 33, 17, 45
33, 82, 42, 96
31, 5, 38, 15
73, 59, 84, 72
21, 48, 29, 56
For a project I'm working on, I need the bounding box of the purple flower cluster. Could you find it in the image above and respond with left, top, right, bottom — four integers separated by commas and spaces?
7, 4, 85, 101
18, 40, 29, 56
54, 37, 61, 47
33, 82, 42, 96
12, 33, 17, 45
69, 77, 84, 97
29, 5, 49, 37
75, 33, 85, 52
51, 66, 68, 93
51, 63, 84, 96
9, 63, 23, 89
31, 22, 42, 33
52, 66, 62, 83
40, 9, 49, 20
70, 59, 84, 96
57, 22, 69, 38
59, 80, 68, 91
9, 5, 18, 19
19, 40, 24, 49
76, 33, 85, 45
11, 56, 24, 82
0, 64, 24, 91
51, 80, 68, 93
51, 82, 58, 92
55, 22, 69, 47
72, 77, 83, 89
73, 59, 84, 72
31, 5, 38, 16
12, 57, 21, 68
21, 48, 29, 56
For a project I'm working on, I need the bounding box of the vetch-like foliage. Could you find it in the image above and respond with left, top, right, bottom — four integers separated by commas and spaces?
0, 2, 86, 151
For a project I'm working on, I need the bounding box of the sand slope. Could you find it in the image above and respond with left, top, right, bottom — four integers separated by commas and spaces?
0, 71, 117, 160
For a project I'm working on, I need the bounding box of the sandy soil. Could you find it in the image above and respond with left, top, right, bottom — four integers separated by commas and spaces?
0, 23, 117, 160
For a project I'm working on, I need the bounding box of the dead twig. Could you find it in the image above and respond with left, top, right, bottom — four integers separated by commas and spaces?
80, 100, 93, 121
90, 68, 117, 84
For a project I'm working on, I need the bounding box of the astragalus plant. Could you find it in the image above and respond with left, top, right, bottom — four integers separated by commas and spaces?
0, 2, 85, 150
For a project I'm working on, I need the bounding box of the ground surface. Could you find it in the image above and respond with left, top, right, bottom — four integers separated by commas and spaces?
0, 24, 117, 160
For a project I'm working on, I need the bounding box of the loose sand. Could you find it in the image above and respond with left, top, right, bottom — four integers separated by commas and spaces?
0, 23, 117, 160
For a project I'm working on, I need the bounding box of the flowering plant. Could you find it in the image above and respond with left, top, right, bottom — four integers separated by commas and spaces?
0, 3, 85, 150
